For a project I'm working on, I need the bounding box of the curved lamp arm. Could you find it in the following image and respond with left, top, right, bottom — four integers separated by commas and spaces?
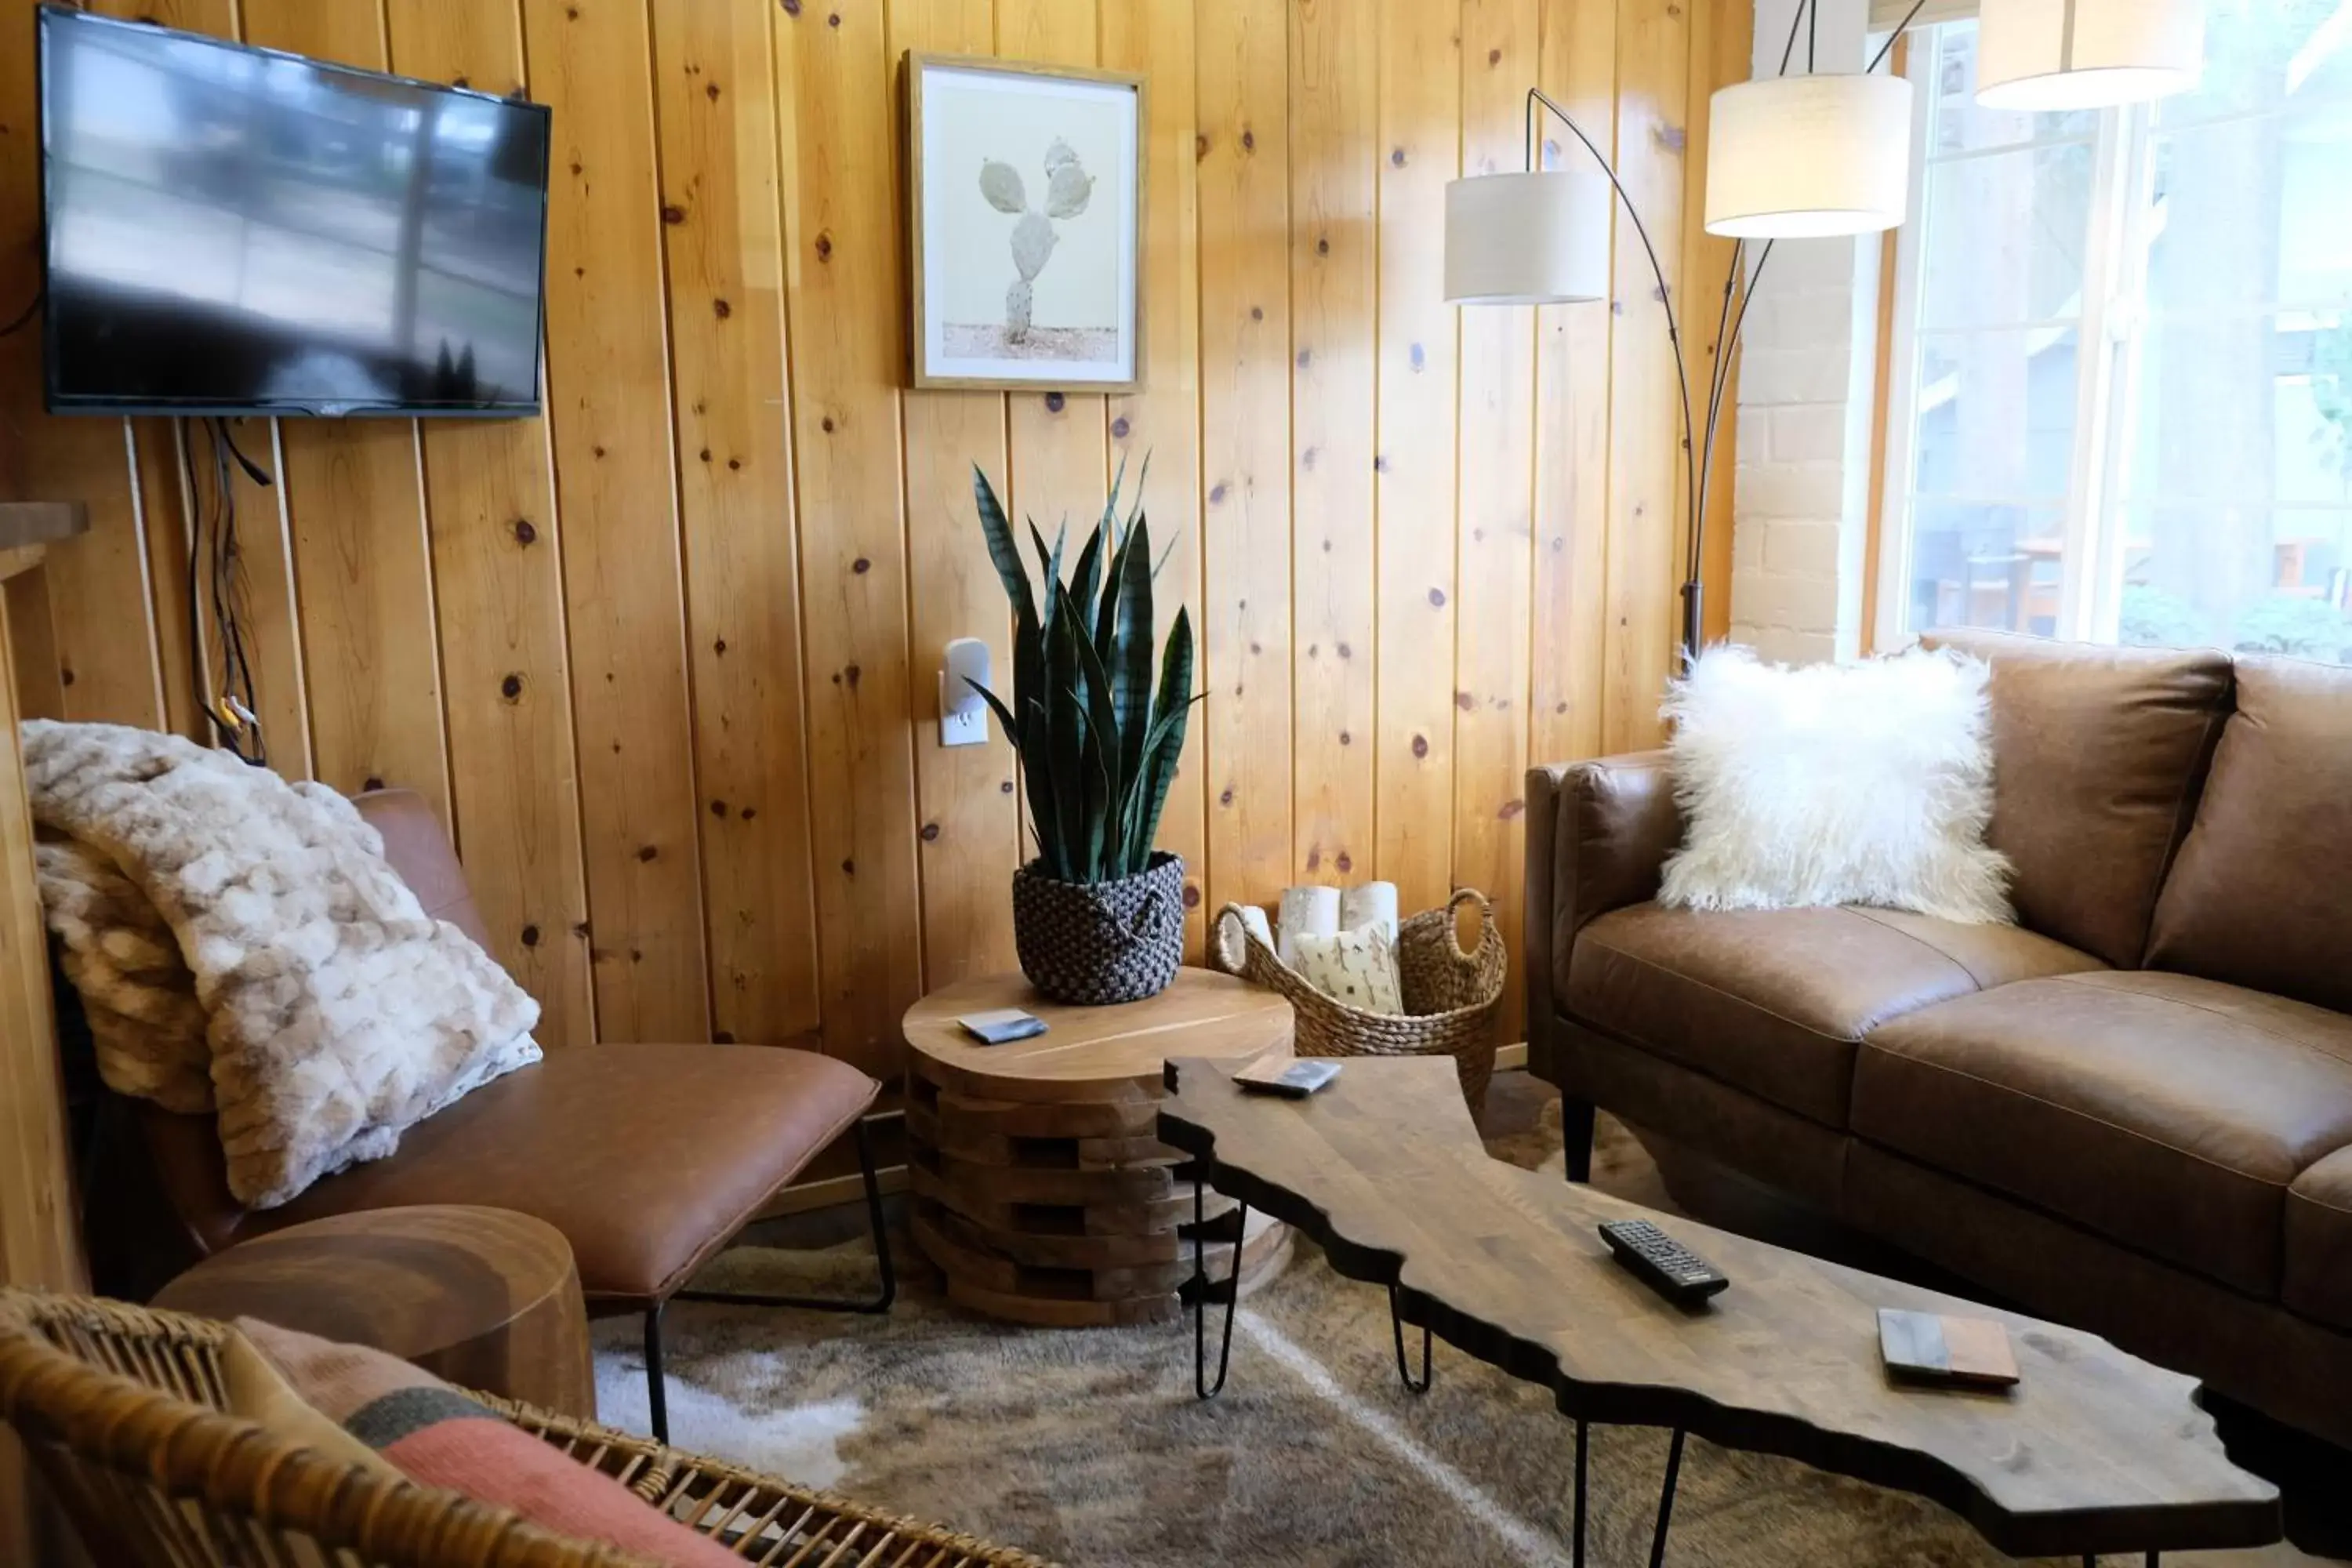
1516, 0, 1929, 664
1524, 86, 1705, 662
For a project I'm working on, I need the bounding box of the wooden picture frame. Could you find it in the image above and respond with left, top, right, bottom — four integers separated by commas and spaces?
905, 53, 1146, 393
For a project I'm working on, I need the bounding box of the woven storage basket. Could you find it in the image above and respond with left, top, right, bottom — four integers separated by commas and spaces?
1211, 888, 1507, 1112
0, 1288, 1050, 1568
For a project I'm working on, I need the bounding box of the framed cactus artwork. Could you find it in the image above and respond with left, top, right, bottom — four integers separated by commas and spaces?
906, 53, 1145, 391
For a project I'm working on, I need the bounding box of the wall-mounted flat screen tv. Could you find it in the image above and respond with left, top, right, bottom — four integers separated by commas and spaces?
36, 5, 551, 417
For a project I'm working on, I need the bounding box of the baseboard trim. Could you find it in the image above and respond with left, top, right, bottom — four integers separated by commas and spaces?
760, 1164, 911, 1218
1495, 1041, 1527, 1073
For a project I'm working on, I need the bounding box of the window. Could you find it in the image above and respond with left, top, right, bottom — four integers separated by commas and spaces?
1879, 4, 2352, 665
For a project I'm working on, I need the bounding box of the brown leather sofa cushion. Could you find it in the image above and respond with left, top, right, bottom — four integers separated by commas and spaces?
2147, 656, 2352, 1014
1854, 971, 2352, 1298
2288, 1147, 2352, 1334
145, 1043, 878, 1306
1565, 902, 2100, 1126
1922, 630, 2230, 968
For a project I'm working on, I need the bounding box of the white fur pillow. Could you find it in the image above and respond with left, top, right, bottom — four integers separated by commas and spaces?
1658, 646, 2013, 924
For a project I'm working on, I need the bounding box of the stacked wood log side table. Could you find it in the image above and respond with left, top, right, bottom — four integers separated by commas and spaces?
902, 968, 1294, 1327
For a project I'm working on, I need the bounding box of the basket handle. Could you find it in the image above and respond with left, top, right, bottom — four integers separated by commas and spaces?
1443, 888, 1494, 962
1107, 886, 1178, 951
1212, 902, 1274, 977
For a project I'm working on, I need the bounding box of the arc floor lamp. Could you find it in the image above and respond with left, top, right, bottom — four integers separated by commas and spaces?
1444, 0, 2205, 665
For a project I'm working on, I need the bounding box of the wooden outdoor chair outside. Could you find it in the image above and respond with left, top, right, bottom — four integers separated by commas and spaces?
0, 1289, 1049, 1568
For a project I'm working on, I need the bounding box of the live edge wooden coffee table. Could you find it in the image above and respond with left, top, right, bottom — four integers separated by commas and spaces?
902, 969, 1294, 1327
1160, 1055, 2282, 1566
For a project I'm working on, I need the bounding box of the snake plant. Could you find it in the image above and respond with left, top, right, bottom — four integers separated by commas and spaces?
968, 459, 1196, 885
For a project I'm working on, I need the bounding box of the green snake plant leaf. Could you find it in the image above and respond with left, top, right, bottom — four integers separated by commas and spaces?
971, 450, 1192, 885
1044, 611, 1087, 879
1067, 522, 1105, 637
1028, 520, 1067, 648
1109, 514, 1154, 800
972, 466, 1034, 629
1091, 505, 1135, 662
1068, 681, 1112, 880
1062, 583, 1128, 863
1098, 450, 1131, 553
1020, 695, 1062, 877
1132, 604, 1196, 874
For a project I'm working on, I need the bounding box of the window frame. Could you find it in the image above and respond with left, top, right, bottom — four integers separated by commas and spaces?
1872, 23, 2167, 652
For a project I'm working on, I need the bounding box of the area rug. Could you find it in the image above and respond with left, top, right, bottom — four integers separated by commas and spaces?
586, 1108, 2074, 1566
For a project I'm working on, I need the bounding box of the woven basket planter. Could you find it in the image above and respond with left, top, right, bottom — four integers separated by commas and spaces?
1211, 888, 1507, 1113
1012, 851, 1185, 1006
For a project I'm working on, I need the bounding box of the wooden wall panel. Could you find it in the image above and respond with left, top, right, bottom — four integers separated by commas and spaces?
1531, 0, 1618, 770
1456, 0, 1541, 1047
0, 0, 162, 736
9, 0, 1744, 1101
1374, 0, 1461, 916
1196, 0, 1293, 917
384, 0, 597, 1051
650, 0, 825, 1043
1102, 0, 1208, 956
23, 422, 162, 730
1287, 0, 1376, 887
1000, 0, 1113, 583
1686, 0, 1752, 647
131, 420, 209, 742
1601, 0, 1692, 752
777, 0, 926, 1076
0, 576, 83, 1298
895, 0, 1022, 990
524, 0, 708, 1043
242, 0, 454, 826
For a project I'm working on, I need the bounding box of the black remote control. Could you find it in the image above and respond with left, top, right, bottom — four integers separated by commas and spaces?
1599, 1219, 1730, 1306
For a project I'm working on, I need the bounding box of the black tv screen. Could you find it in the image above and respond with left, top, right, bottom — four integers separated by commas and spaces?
37, 5, 550, 417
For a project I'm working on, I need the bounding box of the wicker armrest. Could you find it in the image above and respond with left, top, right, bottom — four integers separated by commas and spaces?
0, 1289, 1054, 1568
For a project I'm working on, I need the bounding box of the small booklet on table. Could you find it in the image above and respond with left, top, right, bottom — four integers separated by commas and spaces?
958, 1008, 1047, 1045
1878, 1308, 2020, 1388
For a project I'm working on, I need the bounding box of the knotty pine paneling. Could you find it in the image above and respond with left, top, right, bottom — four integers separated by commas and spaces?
0, 0, 1746, 1088
1197, 0, 1293, 919
1288, 0, 1377, 890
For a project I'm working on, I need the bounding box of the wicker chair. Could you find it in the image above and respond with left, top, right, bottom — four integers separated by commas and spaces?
0, 1289, 1050, 1568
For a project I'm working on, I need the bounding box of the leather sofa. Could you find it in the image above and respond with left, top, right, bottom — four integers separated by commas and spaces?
1525, 629, 2352, 1447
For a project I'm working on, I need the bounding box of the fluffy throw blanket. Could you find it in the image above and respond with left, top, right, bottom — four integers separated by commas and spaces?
25, 721, 541, 1207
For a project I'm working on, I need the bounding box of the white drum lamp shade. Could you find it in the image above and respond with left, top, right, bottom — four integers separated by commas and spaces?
1976, 0, 2203, 112
1704, 74, 1915, 240
1443, 169, 1613, 306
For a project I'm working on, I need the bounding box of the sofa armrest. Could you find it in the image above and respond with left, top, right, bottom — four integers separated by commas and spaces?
1523, 750, 1682, 1080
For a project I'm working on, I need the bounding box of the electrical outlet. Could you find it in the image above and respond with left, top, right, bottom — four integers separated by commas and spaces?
939, 671, 989, 746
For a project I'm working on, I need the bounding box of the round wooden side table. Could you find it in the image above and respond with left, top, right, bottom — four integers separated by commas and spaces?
153, 1205, 594, 1417
902, 967, 1296, 1327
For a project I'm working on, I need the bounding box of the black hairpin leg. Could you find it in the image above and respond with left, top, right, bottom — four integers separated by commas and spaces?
1572, 1419, 1588, 1568
1649, 1427, 1686, 1568
1388, 1283, 1432, 1393
1192, 1178, 1245, 1399
648, 1116, 896, 1444
643, 1302, 669, 1445
674, 1116, 898, 1314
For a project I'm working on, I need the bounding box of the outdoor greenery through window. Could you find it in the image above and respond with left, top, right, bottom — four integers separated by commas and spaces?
1881, 2, 2352, 663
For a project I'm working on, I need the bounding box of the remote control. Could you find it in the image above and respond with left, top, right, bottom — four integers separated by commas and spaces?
1599, 1219, 1730, 1306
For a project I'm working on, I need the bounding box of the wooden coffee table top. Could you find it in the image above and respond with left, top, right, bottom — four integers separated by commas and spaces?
1158, 1055, 2281, 1560
903, 968, 1290, 1105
